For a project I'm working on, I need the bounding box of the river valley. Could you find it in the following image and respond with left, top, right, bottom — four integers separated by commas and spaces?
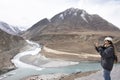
0, 40, 106, 80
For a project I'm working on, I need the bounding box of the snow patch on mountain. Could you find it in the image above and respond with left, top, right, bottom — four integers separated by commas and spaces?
59, 14, 64, 20
57, 8, 90, 23
81, 11, 88, 23
73, 12, 77, 16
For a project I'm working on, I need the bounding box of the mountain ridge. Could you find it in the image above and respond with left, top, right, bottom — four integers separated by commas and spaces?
22, 8, 120, 39
50, 8, 119, 31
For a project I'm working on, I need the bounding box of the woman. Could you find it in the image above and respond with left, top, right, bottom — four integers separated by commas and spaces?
94, 37, 117, 80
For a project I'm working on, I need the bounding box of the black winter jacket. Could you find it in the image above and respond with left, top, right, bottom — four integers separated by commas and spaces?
95, 45, 114, 71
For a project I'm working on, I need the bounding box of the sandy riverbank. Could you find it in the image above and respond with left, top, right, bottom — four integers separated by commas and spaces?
41, 46, 100, 62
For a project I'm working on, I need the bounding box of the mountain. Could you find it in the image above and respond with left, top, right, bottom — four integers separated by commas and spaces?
50, 8, 119, 32
23, 8, 119, 39
0, 29, 25, 52
22, 18, 50, 39
0, 25, 26, 74
0, 21, 22, 35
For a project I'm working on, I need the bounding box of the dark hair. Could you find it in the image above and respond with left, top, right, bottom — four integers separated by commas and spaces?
107, 40, 118, 63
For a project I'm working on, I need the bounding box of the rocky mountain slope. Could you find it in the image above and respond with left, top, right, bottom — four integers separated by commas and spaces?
0, 26, 26, 74
22, 18, 49, 39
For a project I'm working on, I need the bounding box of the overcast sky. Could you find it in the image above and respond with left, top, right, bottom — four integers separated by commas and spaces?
0, 0, 120, 29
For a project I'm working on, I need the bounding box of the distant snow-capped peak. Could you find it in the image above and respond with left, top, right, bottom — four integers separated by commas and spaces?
52, 8, 90, 23
16, 26, 30, 31
0, 21, 22, 35
63, 8, 88, 16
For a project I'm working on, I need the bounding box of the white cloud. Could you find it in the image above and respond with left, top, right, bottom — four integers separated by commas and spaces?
0, 0, 74, 28
0, 0, 120, 29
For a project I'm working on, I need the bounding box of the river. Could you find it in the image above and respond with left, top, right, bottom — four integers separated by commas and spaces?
0, 40, 102, 80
